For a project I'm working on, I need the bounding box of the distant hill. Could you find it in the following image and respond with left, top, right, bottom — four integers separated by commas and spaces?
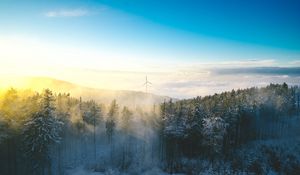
0, 76, 173, 108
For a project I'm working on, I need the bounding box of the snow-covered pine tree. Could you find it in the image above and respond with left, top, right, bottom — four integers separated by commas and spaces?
165, 101, 186, 139
185, 103, 206, 137
22, 89, 63, 175
163, 99, 176, 137
182, 103, 206, 156
163, 100, 187, 172
158, 100, 167, 161
222, 105, 239, 151
202, 116, 227, 158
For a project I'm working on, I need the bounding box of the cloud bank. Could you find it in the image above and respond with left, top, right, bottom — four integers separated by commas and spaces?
213, 67, 300, 76
45, 9, 90, 17
1, 35, 299, 99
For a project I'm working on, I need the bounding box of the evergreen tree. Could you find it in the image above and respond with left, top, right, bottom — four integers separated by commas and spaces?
105, 100, 118, 164
202, 116, 227, 159
164, 101, 186, 139
22, 89, 63, 175
82, 100, 102, 160
186, 103, 206, 136
158, 100, 167, 161
0, 115, 9, 144
120, 106, 133, 170
121, 106, 133, 135
106, 99, 118, 144
183, 103, 205, 156
1, 88, 20, 128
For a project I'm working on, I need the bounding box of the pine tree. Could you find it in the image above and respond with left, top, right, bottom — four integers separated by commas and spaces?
82, 100, 102, 160
1, 88, 20, 128
164, 101, 186, 139
186, 103, 206, 136
120, 106, 133, 170
158, 100, 167, 161
183, 103, 205, 156
106, 99, 118, 144
22, 89, 63, 175
121, 106, 133, 136
163, 99, 175, 137
202, 116, 227, 159
163, 99, 185, 172
0, 115, 9, 144
105, 100, 118, 165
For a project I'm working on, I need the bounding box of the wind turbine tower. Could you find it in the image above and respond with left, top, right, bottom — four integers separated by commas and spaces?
143, 76, 152, 93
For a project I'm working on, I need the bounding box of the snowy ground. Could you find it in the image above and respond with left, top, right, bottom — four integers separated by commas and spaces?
61, 116, 300, 175
65, 136, 300, 175
65, 166, 184, 175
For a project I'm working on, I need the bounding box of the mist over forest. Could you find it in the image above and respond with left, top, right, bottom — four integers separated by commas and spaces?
1, 0, 300, 174
1, 82, 300, 175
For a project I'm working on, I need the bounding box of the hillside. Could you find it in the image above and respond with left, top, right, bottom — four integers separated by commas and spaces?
0, 76, 173, 107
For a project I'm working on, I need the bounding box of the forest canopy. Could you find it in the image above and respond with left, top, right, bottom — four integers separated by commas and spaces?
0, 83, 300, 175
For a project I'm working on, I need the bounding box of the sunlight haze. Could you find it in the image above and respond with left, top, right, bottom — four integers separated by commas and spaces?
0, 0, 299, 98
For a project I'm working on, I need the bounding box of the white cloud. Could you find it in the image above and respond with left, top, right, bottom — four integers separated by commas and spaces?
1, 35, 299, 98
218, 59, 276, 67
45, 9, 90, 17
289, 60, 300, 65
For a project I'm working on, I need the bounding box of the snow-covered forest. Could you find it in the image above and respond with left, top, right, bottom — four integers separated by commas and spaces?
0, 83, 300, 175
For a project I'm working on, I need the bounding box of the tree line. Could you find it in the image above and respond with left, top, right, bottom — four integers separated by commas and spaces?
0, 83, 299, 174
0, 88, 139, 175
158, 83, 299, 173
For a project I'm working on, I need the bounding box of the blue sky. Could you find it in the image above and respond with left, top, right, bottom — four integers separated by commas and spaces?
102, 0, 300, 49
0, 0, 300, 97
1, 0, 300, 62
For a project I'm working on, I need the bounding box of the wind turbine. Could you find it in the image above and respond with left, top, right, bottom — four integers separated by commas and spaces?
143, 76, 152, 93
